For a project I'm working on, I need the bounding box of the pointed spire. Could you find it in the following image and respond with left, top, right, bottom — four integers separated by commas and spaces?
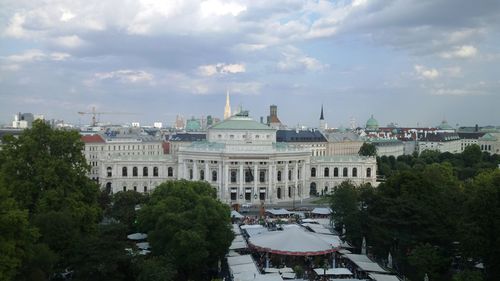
224, 90, 231, 120
320, 104, 324, 120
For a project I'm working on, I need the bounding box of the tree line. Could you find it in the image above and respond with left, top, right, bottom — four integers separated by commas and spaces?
333, 145, 500, 281
0, 121, 233, 281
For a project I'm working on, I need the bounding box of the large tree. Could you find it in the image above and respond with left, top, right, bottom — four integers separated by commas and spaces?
461, 170, 500, 281
0, 120, 100, 277
137, 180, 233, 280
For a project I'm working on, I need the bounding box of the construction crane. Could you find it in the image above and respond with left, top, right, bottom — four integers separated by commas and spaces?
77, 106, 139, 126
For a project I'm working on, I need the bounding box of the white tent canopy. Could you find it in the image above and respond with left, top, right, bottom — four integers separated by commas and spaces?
369, 273, 402, 281
311, 207, 332, 215
249, 226, 340, 256
313, 268, 353, 276
127, 233, 147, 240
231, 210, 244, 219
230, 235, 247, 250
343, 254, 388, 273
266, 208, 293, 216
136, 242, 150, 250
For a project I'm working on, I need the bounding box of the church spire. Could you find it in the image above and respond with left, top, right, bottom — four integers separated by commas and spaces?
320, 104, 324, 120
224, 90, 232, 120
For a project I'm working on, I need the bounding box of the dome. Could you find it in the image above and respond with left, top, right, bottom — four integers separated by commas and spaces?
365, 115, 379, 131
437, 120, 453, 130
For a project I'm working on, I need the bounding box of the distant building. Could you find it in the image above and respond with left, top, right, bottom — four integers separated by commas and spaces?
153, 122, 163, 129
277, 129, 327, 156
365, 115, 379, 132
185, 117, 202, 131
418, 132, 461, 154
368, 139, 405, 157
267, 105, 284, 129
324, 131, 364, 156
478, 133, 499, 154
12, 112, 34, 128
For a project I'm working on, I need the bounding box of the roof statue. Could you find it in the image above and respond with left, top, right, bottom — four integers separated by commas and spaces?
224, 90, 232, 120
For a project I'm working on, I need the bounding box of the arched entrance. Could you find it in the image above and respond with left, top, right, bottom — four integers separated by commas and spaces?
105, 182, 112, 194
310, 182, 317, 196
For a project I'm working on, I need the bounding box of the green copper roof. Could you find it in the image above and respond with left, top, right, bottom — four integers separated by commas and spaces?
438, 120, 453, 130
366, 115, 379, 129
210, 116, 275, 131
480, 133, 497, 141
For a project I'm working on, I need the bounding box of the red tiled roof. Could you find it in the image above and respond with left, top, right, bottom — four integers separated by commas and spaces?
81, 134, 105, 143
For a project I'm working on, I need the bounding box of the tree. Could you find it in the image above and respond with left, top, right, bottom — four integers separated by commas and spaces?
137, 180, 233, 280
0, 121, 100, 276
0, 182, 38, 281
109, 191, 145, 231
359, 143, 377, 156
70, 223, 133, 281
462, 144, 482, 167
407, 243, 450, 281
136, 257, 175, 281
461, 170, 500, 281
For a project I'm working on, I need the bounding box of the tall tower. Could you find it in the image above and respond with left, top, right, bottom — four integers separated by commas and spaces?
224, 90, 231, 120
319, 104, 327, 131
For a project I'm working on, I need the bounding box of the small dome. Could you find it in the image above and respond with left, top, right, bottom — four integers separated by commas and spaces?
366, 115, 379, 131
437, 120, 453, 130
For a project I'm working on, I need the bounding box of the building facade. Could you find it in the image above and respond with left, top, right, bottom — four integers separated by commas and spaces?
83, 113, 377, 205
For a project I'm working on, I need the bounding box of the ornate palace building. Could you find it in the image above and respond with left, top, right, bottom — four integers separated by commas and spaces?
82, 111, 377, 205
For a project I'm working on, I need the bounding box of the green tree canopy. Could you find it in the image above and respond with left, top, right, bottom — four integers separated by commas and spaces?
137, 180, 233, 280
359, 142, 377, 156
0, 120, 101, 278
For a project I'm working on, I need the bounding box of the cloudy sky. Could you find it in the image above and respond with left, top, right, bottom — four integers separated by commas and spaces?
1, 0, 499, 128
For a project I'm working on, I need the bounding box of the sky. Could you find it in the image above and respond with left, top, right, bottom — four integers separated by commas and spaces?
0, 0, 499, 128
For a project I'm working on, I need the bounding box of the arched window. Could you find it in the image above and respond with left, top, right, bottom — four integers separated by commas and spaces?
288, 186, 292, 198
259, 170, 265, 183
133, 186, 137, 192
123, 186, 126, 192
144, 186, 148, 193
277, 188, 282, 199
310, 182, 317, 196
212, 170, 217, 182
277, 171, 282, 181
231, 170, 237, 183
105, 182, 112, 193
324, 167, 330, 177
153, 167, 159, 177
133, 167, 138, 177
122, 167, 128, 177
366, 168, 372, 178
352, 168, 357, 177
107, 167, 112, 177
311, 167, 316, 177
189, 169, 193, 180
200, 169, 205, 180
168, 167, 173, 177
343, 167, 348, 177
288, 170, 292, 181
334, 167, 339, 177
143, 167, 148, 177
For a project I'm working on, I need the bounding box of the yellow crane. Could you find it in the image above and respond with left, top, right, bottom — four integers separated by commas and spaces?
77, 106, 139, 126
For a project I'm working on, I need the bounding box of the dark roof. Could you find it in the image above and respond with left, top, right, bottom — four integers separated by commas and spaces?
457, 132, 485, 139
276, 130, 327, 142
419, 132, 460, 142
169, 133, 206, 142
0, 129, 23, 139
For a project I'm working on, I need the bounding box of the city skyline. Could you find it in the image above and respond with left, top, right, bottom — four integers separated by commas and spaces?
1, 0, 500, 127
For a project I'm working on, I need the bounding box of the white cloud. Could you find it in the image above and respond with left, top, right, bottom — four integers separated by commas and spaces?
60, 9, 76, 22
440, 45, 478, 59
277, 47, 327, 72
432, 88, 475, 96
198, 63, 246, 76
414, 65, 439, 80
200, 0, 247, 17
4, 49, 71, 63
52, 35, 85, 48
94, 70, 154, 83
4, 13, 27, 38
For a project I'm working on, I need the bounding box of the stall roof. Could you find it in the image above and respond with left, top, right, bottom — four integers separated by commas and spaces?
266, 208, 293, 216
369, 273, 402, 281
311, 207, 332, 215
231, 210, 244, 219
313, 268, 353, 276
228, 255, 255, 267
343, 254, 388, 273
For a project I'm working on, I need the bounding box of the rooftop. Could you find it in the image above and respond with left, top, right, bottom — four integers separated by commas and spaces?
210, 115, 274, 131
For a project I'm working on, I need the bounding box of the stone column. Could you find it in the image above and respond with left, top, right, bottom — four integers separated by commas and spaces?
285, 162, 289, 199
294, 161, 299, 198
253, 164, 258, 203
224, 163, 229, 202
239, 164, 244, 203
193, 161, 197, 180
268, 164, 273, 203
218, 162, 223, 200
204, 162, 209, 182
